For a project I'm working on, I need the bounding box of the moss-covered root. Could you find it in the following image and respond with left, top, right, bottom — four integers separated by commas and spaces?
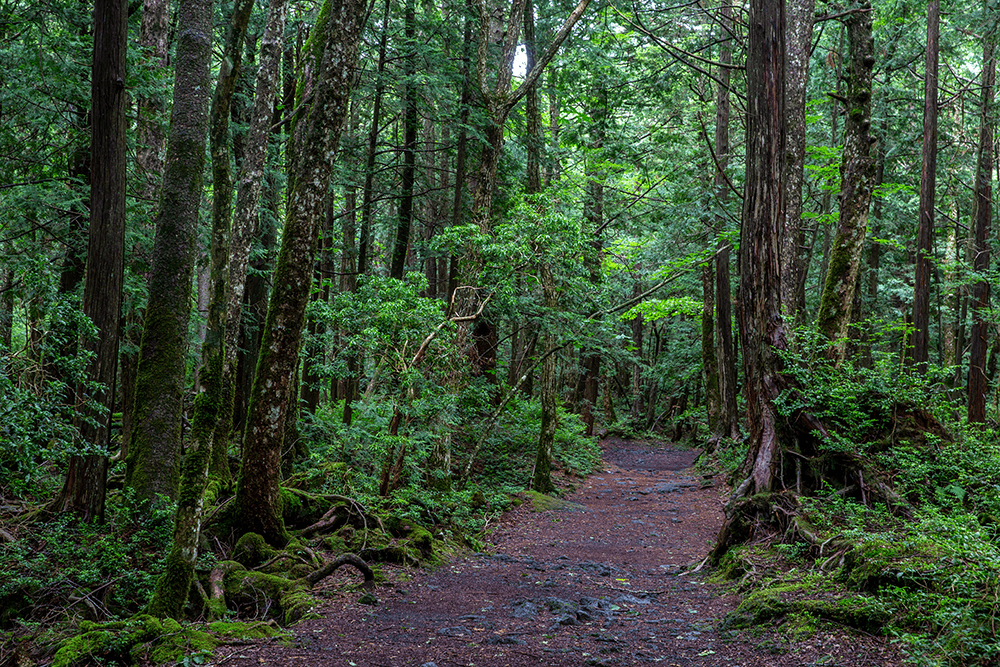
304, 554, 374, 588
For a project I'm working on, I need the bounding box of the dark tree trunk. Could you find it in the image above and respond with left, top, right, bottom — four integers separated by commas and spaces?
50, 0, 127, 522
735, 0, 788, 495
780, 0, 815, 320
126, 0, 213, 505
137, 0, 169, 196
815, 6, 875, 364
702, 263, 720, 436
390, 0, 418, 279
968, 30, 994, 423
913, 0, 939, 372
532, 261, 558, 493
713, 2, 739, 441
235, 0, 366, 546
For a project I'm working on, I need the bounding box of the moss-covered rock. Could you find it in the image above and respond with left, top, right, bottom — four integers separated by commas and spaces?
521, 490, 586, 513
52, 615, 218, 667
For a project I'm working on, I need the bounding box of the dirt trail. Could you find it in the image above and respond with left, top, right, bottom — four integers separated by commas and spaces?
213, 439, 903, 666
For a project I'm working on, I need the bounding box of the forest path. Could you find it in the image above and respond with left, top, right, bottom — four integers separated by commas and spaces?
212, 438, 902, 667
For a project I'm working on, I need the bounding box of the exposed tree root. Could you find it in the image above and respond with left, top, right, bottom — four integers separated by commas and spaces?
304, 553, 374, 589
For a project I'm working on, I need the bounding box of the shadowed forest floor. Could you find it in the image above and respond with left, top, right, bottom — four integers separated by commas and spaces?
210, 438, 905, 666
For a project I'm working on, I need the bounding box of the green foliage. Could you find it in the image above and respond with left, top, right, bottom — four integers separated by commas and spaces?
0, 493, 174, 628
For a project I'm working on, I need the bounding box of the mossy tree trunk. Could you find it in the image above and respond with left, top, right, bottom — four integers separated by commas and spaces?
194, 0, 254, 495
215, 0, 290, 460
815, 5, 875, 364
968, 27, 994, 424
125, 0, 213, 505
141, 0, 213, 619
235, 0, 366, 546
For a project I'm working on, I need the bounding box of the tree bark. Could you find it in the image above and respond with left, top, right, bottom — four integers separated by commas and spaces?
780, 0, 815, 320
126, 0, 213, 505
815, 5, 875, 364
235, 0, 366, 546
968, 28, 994, 423
736, 0, 787, 495
49, 0, 127, 522
713, 0, 739, 441
390, 0, 418, 279
912, 0, 939, 372
216, 0, 290, 457
532, 261, 558, 494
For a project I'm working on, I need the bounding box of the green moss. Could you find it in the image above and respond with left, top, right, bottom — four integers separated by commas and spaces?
208, 621, 288, 641
232, 532, 278, 568
521, 490, 586, 513
322, 535, 347, 552
722, 576, 889, 634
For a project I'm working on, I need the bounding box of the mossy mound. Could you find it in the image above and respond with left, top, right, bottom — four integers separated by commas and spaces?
51, 615, 292, 667
521, 489, 586, 513
223, 569, 320, 625
721, 576, 891, 634
53, 615, 214, 667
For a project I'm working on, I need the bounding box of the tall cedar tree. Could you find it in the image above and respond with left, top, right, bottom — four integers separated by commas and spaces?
49, 0, 128, 521
734, 0, 788, 495
913, 0, 939, 372
968, 27, 995, 423
235, 0, 367, 546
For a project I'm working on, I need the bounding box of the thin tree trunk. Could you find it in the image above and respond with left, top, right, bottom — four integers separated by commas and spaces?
390, 0, 418, 279
780, 0, 815, 320
532, 261, 558, 493
815, 6, 875, 364
215, 0, 290, 462
968, 28, 994, 423
913, 0, 939, 372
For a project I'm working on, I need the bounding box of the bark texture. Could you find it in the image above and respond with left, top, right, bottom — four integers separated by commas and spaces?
815, 6, 875, 363
235, 0, 366, 546
913, 0, 939, 371
50, 0, 127, 521
968, 31, 994, 423
780, 0, 815, 319
126, 0, 213, 504
736, 0, 787, 495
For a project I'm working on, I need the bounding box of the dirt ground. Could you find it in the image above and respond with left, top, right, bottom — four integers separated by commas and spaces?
211, 438, 905, 667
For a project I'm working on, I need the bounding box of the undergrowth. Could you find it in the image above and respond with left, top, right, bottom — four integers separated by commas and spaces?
709, 334, 1000, 667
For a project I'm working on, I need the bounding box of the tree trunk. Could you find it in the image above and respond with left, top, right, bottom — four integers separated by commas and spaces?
968, 28, 994, 423
390, 0, 418, 279
216, 0, 290, 461
532, 261, 558, 494
713, 2, 739, 441
815, 6, 875, 364
49, 0, 127, 522
235, 0, 366, 546
734, 0, 788, 495
780, 0, 814, 320
912, 0, 939, 372
126, 0, 213, 505
702, 263, 720, 436
137, 0, 169, 197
